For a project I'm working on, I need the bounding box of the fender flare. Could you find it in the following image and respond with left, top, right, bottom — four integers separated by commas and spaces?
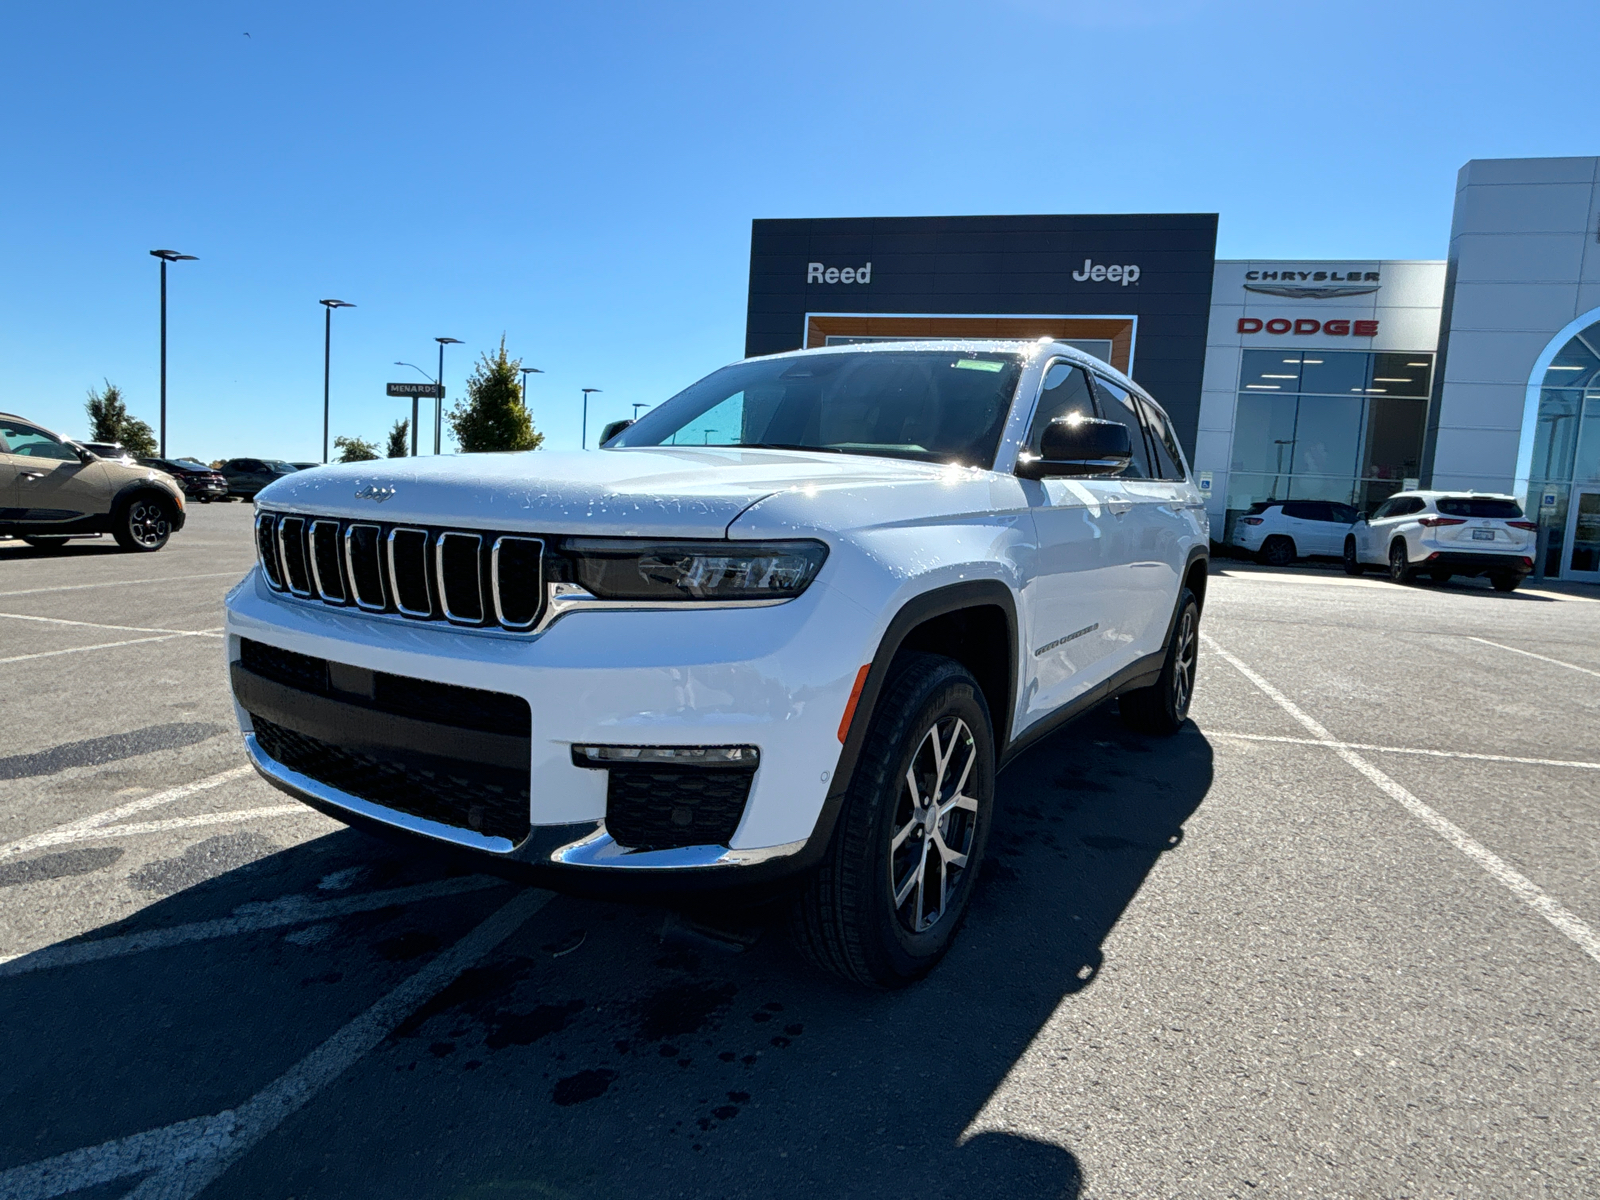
793, 579, 1020, 873
111, 479, 187, 532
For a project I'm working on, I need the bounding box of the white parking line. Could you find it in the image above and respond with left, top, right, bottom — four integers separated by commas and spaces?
0, 635, 198, 665
0, 572, 244, 600
0, 889, 551, 1200
1465, 635, 1600, 679
1202, 633, 1600, 971
0, 767, 253, 861
0, 612, 225, 638
0, 875, 507, 976
1209, 731, 1600, 771
34, 804, 319, 846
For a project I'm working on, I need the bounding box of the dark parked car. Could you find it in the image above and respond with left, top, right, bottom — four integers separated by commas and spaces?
218, 458, 298, 500
137, 457, 229, 502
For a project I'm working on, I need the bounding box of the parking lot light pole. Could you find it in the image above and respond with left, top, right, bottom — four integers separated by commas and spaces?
435, 338, 463, 454
319, 300, 355, 463
581, 388, 602, 449
149, 249, 198, 458
520, 366, 544, 413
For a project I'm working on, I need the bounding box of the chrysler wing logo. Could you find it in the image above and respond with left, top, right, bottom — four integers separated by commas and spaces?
1243, 283, 1380, 300
354, 484, 396, 503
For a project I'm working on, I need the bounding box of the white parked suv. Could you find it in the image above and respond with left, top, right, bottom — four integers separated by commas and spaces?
1229, 499, 1359, 566
1343, 491, 1535, 590
226, 341, 1209, 985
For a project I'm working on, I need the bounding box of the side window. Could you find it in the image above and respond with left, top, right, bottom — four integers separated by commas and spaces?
1330, 503, 1358, 524
1372, 499, 1399, 520
0, 420, 76, 461
1091, 376, 1153, 479
1282, 501, 1318, 521
1135, 397, 1187, 481
1025, 361, 1098, 453
1402, 498, 1426, 516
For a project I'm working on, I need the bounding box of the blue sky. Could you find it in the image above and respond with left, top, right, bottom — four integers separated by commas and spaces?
1, 0, 1591, 462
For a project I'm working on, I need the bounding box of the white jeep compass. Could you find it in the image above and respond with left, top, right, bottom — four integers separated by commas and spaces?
226, 341, 1209, 986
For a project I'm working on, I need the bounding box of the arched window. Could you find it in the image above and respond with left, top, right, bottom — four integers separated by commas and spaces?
1529, 317, 1600, 488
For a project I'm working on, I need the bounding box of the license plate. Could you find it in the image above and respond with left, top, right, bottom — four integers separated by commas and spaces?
1472, 529, 1495, 541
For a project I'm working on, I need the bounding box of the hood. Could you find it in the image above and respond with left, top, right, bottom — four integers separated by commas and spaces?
253, 447, 954, 538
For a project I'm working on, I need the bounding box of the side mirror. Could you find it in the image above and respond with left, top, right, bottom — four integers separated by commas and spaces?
75, 446, 97, 464
599, 419, 633, 445
1017, 417, 1132, 479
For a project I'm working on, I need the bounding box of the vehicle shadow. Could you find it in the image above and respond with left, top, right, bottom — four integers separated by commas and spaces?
0, 704, 1213, 1200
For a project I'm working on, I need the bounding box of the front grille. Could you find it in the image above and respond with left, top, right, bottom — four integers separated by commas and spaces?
239, 639, 530, 737
255, 511, 544, 632
253, 717, 531, 844
605, 766, 755, 851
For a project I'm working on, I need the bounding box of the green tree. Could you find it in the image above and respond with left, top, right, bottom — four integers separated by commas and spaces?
386, 418, 410, 458
333, 435, 380, 462
446, 336, 544, 453
84, 380, 157, 457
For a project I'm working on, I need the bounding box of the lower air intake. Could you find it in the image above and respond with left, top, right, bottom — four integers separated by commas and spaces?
604, 766, 754, 851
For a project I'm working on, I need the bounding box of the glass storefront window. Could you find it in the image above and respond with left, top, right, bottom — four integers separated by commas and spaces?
1226, 348, 1435, 532
1299, 352, 1368, 397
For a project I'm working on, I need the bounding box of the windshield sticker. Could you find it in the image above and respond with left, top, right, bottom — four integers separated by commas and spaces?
953, 359, 1005, 373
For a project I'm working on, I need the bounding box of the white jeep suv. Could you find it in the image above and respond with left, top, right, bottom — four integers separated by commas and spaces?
226, 341, 1209, 986
1343, 490, 1535, 590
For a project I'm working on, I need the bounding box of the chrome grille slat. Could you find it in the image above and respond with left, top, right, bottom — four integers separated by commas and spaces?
276, 516, 312, 597
491, 536, 544, 630
308, 520, 347, 603
344, 523, 387, 611
436, 531, 485, 625
255, 514, 285, 590
387, 527, 433, 618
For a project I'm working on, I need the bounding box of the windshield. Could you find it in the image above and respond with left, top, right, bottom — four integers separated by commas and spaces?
265, 461, 298, 472
1437, 497, 1523, 518
609, 350, 1024, 466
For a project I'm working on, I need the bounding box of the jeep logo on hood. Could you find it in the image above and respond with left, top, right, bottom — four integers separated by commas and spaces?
354, 484, 396, 502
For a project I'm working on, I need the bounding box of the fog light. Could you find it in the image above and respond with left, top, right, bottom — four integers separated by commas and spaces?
571, 744, 758, 768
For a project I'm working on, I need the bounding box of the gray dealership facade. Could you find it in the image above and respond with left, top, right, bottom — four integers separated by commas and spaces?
745, 156, 1600, 579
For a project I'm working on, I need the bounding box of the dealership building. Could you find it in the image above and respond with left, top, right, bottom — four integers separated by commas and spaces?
744, 155, 1600, 580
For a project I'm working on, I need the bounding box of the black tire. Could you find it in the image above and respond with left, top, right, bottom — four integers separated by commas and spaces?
112, 493, 173, 552
1259, 536, 1296, 568
1490, 572, 1521, 593
1119, 588, 1200, 735
21, 536, 69, 551
1342, 536, 1365, 575
789, 653, 995, 988
1388, 540, 1413, 584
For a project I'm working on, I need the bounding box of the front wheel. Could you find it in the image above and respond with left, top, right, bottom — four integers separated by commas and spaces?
789, 653, 995, 988
1120, 588, 1200, 734
1388, 541, 1413, 584
1343, 537, 1365, 575
112, 495, 173, 552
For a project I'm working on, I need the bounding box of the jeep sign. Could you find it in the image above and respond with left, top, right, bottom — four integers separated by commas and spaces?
1072, 259, 1141, 285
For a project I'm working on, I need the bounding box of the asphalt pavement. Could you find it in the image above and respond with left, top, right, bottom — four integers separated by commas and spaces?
1, 504, 1597, 1199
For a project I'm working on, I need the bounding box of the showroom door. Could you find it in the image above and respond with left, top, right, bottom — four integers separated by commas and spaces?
1562, 488, 1600, 581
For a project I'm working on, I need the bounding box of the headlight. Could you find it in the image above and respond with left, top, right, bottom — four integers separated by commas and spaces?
560, 539, 827, 601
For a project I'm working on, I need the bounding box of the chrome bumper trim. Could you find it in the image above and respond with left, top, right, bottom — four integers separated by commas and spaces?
549, 828, 808, 870
245, 733, 808, 872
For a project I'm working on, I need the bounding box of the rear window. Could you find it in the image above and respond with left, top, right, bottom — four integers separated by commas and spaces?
1437, 497, 1523, 519
1245, 501, 1280, 515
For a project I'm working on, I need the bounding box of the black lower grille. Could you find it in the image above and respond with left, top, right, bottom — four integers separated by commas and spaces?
239, 639, 530, 737
605, 767, 754, 851
253, 717, 531, 844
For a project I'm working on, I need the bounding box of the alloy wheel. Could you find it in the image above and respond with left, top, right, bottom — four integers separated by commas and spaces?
1170, 607, 1197, 715
128, 501, 170, 549
889, 716, 979, 934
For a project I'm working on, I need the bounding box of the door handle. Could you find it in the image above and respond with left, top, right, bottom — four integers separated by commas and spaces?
20, 471, 45, 481
1106, 497, 1133, 516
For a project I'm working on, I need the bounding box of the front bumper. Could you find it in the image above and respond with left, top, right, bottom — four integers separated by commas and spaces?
224, 566, 871, 889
